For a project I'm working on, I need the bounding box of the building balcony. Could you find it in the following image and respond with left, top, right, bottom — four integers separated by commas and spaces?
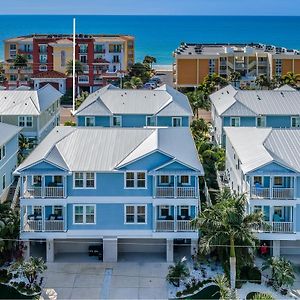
253, 221, 294, 233
24, 187, 64, 198
155, 220, 195, 232
155, 187, 198, 198
250, 187, 295, 200
94, 49, 105, 54
23, 219, 65, 232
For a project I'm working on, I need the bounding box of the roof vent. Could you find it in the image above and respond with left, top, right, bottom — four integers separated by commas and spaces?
280, 92, 284, 97
121, 94, 123, 97
257, 95, 261, 101
226, 91, 229, 94
25, 103, 27, 105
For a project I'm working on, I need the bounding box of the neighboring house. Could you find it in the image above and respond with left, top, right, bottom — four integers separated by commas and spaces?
0, 123, 21, 202
15, 126, 204, 262
4, 34, 134, 93
75, 84, 193, 127
173, 42, 300, 88
0, 84, 62, 144
224, 127, 300, 258
211, 84, 300, 145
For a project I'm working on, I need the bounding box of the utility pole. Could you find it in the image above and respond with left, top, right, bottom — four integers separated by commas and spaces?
72, 18, 76, 113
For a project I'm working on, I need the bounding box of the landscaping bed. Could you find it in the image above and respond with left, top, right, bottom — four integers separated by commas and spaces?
0, 283, 33, 299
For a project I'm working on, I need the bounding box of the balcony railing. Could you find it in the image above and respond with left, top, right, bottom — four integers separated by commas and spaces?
23, 220, 65, 232
250, 187, 294, 200
155, 220, 195, 232
253, 222, 294, 233
24, 187, 64, 198
155, 187, 197, 198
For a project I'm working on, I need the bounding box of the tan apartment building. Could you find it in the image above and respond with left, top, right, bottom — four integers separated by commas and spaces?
3, 34, 134, 93
173, 43, 300, 88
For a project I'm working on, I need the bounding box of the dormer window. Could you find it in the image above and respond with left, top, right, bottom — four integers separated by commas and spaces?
172, 117, 182, 127
256, 116, 266, 127
291, 116, 300, 128
112, 115, 122, 127
230, 117, 240, 127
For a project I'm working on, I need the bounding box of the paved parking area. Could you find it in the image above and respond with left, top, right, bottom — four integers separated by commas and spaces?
41, 262, 169, 300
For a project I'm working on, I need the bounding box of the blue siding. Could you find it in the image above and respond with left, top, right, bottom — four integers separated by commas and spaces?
158, 161, 195, 172
121, 115, 146, 127
27, 161, 66, 173
296, 205, 300, 231
157, 116, 189, 127
266, 116, 291, 128
240, 117, 256, 126
77, 116, 111, 127
249, 162, 296, 174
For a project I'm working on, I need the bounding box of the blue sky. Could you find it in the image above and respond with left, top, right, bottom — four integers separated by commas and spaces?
2, 0, 300, 15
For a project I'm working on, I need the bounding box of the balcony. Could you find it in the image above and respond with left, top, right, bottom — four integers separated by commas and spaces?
23, 220, 65, 232
155, 187, 197, 198
250, 187, 294, 200
24, 187, 64, 198
155, 220, 195, 232
253, 222, 294, 233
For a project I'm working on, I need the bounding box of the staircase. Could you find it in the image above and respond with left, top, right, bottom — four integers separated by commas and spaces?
2, 177, 21, 210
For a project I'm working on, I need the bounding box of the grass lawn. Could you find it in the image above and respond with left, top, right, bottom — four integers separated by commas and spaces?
183, 285, 220, 299
0, 283, 33, 299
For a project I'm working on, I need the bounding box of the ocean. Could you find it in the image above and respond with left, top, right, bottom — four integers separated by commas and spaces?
0, 15, 300, 64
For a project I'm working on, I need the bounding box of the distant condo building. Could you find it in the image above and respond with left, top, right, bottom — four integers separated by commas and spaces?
173, 43, 300, 88
3, 34, 134, 93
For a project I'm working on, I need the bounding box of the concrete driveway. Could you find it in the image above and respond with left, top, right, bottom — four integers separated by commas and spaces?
41, 262, 169, 300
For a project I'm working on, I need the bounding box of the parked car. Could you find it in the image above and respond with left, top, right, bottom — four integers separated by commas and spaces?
150, 76, 162, 85
144, 82, 157, 89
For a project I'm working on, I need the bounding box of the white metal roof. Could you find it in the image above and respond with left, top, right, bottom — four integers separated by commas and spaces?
16, 127, 204, 174
211, 85, 300, 117
75, 84, 193, 117
0, 122, 22, 146
224, 127, 300, 174
0, 84, 62, 116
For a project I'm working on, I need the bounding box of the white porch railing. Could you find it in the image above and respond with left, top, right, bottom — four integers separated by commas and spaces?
251, 187, 270, 198
155, 220, 195, 232
44, 220, 64, 231
24, 187, 64, 198
272, 188, 294, 199
177, 220, 194, 231
250, 187, 294, 200
24, 220, 43, 231
155, 187, 197, 198
23, 220, 64, 232
253, 222, 294, 233
156, 220, 175, 231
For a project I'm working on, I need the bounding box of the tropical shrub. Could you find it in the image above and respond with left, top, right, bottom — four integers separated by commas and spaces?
246, 292, 274, 300
166, 258, 189, 287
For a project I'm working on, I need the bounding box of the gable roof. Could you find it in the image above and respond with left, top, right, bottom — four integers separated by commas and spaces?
16, 127, 203, 174
0, 84, 62, 116
224, 127, 300, 174
75, 84, 193, 117
0, 123, 22, 146
211, 84, 300, 117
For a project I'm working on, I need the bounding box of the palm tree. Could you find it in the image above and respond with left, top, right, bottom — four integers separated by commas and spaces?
228, 71, 241, 87
262, 256, 295, 290
255, 74, 270, 89
123, 76, 143, 89
204, 73, 228, 91
190, 119, 209, 139
166, 258, 189, 287
66, 59, 84, 95
143, 55, 157, 68
270, 75, 283, 89
281, 72, 300, 87
192, 190, 266, 289
9, 257, 47, 289
187, 90, 210, 116
13, 54, 28, 85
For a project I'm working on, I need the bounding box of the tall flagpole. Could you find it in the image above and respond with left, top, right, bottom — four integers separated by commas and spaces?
72, 18, 76, 113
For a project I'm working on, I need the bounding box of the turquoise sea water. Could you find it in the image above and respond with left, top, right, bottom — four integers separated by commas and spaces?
0, 15, 300, 64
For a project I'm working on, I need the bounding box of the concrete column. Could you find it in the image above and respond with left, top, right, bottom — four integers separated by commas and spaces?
103, 237, 118, 262
191, 239, 198, 256
273, 240, 281, 257
46, 239, 54, 262
23, 240, 30, 260
166, 239, 174, 262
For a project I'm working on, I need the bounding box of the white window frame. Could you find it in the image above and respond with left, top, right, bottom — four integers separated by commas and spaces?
0, 144, 5, 161
2, 174, 6, 191
253, 176, 264, 186
32, 175, 42, 186
85, 117, 95, 127
112, 115, 122, 127
33, 205, 42, 216
146, 115, 156, 126
52, 205, 63, 216
159, 175, 170, 185
124, 204, 147, 224
291, 116, 300, 128
178, 205, 190, 217
73, 204, 96, 224
73, 172, 96, 189
172, 117, 182, 127
18, 116, 33, 128
230, 117, 240, 127
256, 116, 266, 127
273, 176, 283, 187
124, 171, 147, 189
179, 175, 190, 186
159, 205, 170, 219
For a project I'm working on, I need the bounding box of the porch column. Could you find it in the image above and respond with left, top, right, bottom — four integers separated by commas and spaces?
153, 205, 156, 232
293, 176, 296, 199
64, 205, 67, 232
46, 239, 54, 262
293, 205, 296, 233
272, 240, 281, 257
191, 239, 198, 256
166, 238, 174, 262
270, 176, 273, 199
174, 205, 177, 232
42, 206, 45, 232
42, 176, 45, 198
270, 206, 274, 227
103, 237, 118, 262
174, 175, 177, 198
153, 175, 156, 198
63, 175, 67, 198
23, 240, 30, 260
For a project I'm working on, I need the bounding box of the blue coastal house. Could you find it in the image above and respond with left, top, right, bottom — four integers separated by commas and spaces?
210, 84, 300, 145
15, 126, 203, 262
0, 123, 21, 202
74, 84, 193, 128
224, 127, 300, 258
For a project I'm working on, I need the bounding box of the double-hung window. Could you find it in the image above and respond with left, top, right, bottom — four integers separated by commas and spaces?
256, 116, 266, 127
85, 117, 95, 127
179, 175, 190, 185
0, 145, 5, 161
172, 117, 182, 127
124, 205, 146, 224
74, 172, 95, 188
159, 175, 170, 185
18, 116, 33, 127
74, 205, 95, 224
291, 116, 300, 128
125, 172, 146, 188
230, 117, 240, 127
159, 205, 170, 218
179, 205, 189, 218
112, 115, 122, 127
146, 116, 156, 126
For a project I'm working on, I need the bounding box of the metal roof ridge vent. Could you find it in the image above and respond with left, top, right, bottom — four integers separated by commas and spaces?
257, 95, 262, 101
280, 92, 285, 97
